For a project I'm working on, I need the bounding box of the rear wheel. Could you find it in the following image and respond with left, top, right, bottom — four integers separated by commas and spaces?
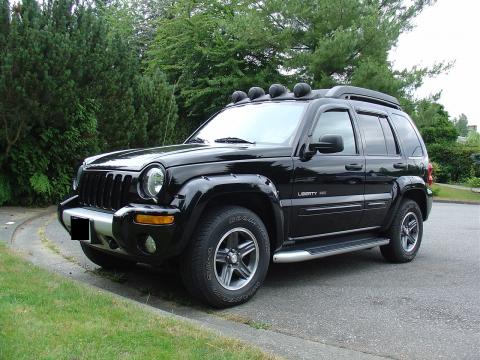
381, 199, 423, 263
80, 242, 136, 270
180, 206, 270, 308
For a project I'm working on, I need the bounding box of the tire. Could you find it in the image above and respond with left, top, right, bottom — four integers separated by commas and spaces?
180, 206, 270, 308
80, 242, 136, 270
381, 199, 423, 263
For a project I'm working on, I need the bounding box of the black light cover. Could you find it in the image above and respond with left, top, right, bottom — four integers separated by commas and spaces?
231, 90, 248, 103
248, 87, 265, 100
269, 84, 288, 98
293, 83, 312, 98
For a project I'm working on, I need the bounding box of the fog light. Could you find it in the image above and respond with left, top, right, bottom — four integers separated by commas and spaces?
144, 236, 157, 254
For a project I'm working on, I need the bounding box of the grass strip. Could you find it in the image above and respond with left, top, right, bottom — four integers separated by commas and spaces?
432, 184, 480, 203
0, 243, 275, 360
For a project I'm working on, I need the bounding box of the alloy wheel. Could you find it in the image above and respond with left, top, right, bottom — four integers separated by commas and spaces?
400, 211, 419, 252
214, 227, 259, 290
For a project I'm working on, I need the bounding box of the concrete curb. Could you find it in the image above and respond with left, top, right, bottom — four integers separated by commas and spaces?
10, 206, 56, 243
0, 206, 56, 244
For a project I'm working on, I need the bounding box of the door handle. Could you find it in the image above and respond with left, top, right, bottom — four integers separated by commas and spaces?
345, 163, 363, 171
393, 162, 407, 169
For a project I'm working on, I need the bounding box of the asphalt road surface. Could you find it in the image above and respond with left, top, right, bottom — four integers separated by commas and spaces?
5, 202, 480, 359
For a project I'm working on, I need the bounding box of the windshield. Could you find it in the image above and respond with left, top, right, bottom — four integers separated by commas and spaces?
190, 102, 307, 145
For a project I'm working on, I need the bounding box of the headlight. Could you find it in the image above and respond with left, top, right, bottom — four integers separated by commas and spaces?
72, 165, 84, 191
142, 167, 165, 198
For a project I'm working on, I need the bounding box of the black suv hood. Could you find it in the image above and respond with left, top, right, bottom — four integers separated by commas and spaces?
84, 144, 292, 171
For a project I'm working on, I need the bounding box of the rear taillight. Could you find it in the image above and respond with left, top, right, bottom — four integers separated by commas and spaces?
427, 162, 433, 186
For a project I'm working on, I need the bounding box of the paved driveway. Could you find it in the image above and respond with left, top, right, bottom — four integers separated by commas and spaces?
5, 202, 480, 359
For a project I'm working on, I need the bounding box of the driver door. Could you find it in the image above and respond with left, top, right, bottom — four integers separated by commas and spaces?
291, 107, 365, 239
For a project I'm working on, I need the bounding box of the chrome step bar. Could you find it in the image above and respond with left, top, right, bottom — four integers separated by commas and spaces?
273, 238, 390, 263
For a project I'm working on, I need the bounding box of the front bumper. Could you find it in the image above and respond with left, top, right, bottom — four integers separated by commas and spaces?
58, 195, 181, 263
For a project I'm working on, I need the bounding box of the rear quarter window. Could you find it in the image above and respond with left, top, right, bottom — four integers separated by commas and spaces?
391, 114, 424, 157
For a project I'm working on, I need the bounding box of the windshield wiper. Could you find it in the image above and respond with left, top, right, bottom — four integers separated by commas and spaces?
187, 137, 207, 144
214, 137, 255, 144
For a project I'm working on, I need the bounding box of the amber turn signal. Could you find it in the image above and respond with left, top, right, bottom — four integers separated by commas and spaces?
135, 214, 174, 225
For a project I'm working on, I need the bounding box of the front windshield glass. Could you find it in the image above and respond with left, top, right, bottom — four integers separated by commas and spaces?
191, 102, 307, 145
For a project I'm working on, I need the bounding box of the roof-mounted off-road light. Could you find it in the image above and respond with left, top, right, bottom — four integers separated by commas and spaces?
248, 87, 265, 100
231, 90, 248, 103
293, 83, 312, 98
269, 84, 288, 98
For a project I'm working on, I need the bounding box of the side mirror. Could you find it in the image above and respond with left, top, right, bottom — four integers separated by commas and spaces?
309, 134, 344, 154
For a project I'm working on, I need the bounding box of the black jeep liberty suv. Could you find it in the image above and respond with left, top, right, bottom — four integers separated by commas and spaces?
58, 84, 433, 307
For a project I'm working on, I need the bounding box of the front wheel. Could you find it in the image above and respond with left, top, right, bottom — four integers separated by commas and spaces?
381, 199, 423, 263
180, 206, 270, 308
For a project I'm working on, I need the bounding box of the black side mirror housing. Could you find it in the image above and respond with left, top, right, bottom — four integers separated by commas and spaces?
309, 134, 344, 154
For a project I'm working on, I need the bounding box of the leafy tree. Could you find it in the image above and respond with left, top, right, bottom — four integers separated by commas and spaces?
453, 113, 469, 137
103, 0, 172, 56
148, 0, 286, 126
148, 0, 446, 129
411, 99, 458, 145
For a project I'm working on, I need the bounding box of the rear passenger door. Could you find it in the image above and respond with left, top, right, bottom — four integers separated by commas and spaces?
355, 110, 405, 228
390, 112, 426, 176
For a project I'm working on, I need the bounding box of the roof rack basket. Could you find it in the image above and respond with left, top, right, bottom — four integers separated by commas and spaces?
325, 86, 401, 110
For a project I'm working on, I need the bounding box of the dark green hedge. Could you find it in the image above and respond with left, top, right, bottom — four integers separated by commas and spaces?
0, 0, 181, 206
428, 143, 480, 183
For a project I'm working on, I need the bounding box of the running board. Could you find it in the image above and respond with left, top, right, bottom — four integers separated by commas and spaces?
273, 237, 390, 263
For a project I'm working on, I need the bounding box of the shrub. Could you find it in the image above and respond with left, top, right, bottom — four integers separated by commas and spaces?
467, 177, 480, 188
0, 174, 12, 206
427, 143, 480, 183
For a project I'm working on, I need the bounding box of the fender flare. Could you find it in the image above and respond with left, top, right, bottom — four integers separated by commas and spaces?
382, 175, 429, 230
170, 174, 284, 254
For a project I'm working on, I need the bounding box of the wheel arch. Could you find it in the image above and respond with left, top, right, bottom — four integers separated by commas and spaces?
170, 174, 285, 255
382, 176, 429, 230
403, 189, 428, 220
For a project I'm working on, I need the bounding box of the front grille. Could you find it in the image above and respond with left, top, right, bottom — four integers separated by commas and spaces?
79, 171, 133, 211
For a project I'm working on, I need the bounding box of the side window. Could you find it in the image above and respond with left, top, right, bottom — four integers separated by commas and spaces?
392, 114, 424, 157
379, 117, 399, 156
312, 110, 357, 155
357, 113, 388, 156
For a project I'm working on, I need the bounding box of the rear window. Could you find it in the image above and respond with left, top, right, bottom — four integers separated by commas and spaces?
392, 114, 424, 157
357, 113, 388, 155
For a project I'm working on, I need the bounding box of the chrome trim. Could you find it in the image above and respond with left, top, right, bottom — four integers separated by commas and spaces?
62, 207, 114, 238
364, 193, 392, 201
290, 194, 364, 207
273, 238, 390, 263
300, 203, 363, 214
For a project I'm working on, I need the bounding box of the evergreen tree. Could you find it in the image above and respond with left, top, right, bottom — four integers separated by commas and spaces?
0, 0, 179, 205
453, 114, 469, 137
148, 0, 447, 129
412, 99, 458, 145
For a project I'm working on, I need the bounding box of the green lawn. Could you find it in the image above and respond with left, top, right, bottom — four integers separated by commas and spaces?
0, 243, 274, 360
432, 184, 480, 203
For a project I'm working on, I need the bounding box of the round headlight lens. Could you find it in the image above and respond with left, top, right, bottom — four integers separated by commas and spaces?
73, 165, 84, 191
142, 167, 165, 198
